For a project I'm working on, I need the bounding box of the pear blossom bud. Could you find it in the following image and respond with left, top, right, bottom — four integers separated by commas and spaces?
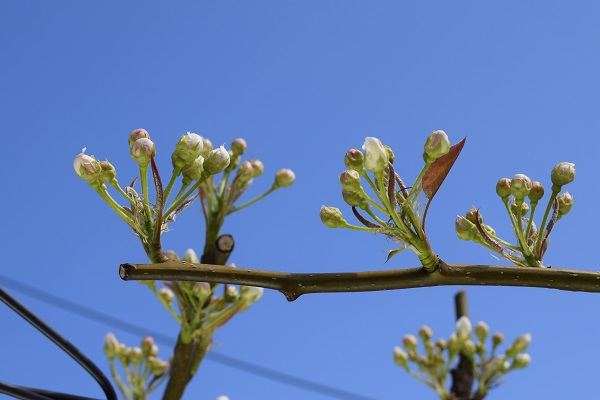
496, 178, 512, 199
362, 137, 389, 175
320, 206, 346, 228
465, 207, 482, 224
447, 333, 459, 356
506, 333, 531, 357
339, 170, 361, 191
130, 138, 156, 166
104, 333, 119, 358
141, 336, 155, 356
74, 148, 102, 183
456, 316, 472, 341
344, 149, 366, 174
492, 332, 504, 347
250, 159, 264, 177
181, 156, 205, 185
128, 128, 150, 148
275, 169, 295, 188
557, 191, 573, 216
159, 288, 174, 305
342, 188, 368, 209
511, 200, 529, 216
510, 174, 532, 199
455, 216, 477, 241
393, 347, 409, 369
384, 145, 395, 164
482, 355, 507, 381
402, 334, 418, 352
236, 161, 254, 187
97, 160, 117, 184
419, 325, 433, 341
462, 339, 476, 359
129, 347, 143, 364
164, 250, 180, 261
475, 321, 489, 342
183, 249, 200, 264
231, 138, 247, 156
175, 133, 204, 162
148, 356, 168, 376
200, 138, 213, 157
194, 282, 211, 300
529, 181, 544, 203
224, 285, 239, 302
204, 145, 231, 175
512, 353, 531, 369
240, 285, 264, 304
423, 130, 450, 162
436, 339, 447, 351
551, 162, 575, 187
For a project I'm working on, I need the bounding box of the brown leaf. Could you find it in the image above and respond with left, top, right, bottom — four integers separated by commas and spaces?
422, 137, 466, 200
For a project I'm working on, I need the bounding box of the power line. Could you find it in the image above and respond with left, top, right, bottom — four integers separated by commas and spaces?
0, 274, 378, 400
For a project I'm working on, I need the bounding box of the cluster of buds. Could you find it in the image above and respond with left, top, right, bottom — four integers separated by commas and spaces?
393, 317, 531, 399
104, 333, 169, 400
456, 162, 575, 267
320, 131, 463, 271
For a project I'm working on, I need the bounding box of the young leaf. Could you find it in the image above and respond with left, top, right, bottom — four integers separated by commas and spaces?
422, 137, 467, 200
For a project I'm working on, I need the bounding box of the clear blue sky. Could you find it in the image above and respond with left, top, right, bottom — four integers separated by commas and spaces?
1, 2, 599, 399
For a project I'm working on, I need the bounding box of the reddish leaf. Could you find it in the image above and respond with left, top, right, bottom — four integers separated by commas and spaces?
422, 137, 466, 200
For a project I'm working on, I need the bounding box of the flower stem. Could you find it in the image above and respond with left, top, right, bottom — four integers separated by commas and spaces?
227, 185, 276, 215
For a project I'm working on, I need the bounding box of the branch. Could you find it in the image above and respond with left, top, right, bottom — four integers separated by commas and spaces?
119, 261, 600, 302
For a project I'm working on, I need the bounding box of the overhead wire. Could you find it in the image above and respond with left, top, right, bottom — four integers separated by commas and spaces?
0, 273, 377, 400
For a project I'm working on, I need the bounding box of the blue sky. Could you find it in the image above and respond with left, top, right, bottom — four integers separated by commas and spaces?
1, 2, 599, 399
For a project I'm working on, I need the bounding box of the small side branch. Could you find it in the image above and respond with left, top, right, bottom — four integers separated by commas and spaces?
119, 261, 600, 302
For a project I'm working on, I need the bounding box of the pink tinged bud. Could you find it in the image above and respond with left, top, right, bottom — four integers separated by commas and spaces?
341, 188, 368, 209
456, 316, 472, 341
551, 162, 575, 187
104, 333, 119, 358
130, 138, 156, 166
236, 161, 255, 186
496, 178, 512, 198
475, 321, 490, 341
423, 130, 451, 162
465, 207, 482, 224
320, 206, 346, 228
344, 148, 366, 174
510, 174, 532, 199
402, 334, 418, 352
194, 282, 211, 300
557, 191, 573, 215
362, 137, 389, 174
275, 168, 295, 188
492, 332, 504, 346
419, 325, 433, 341
250, 159, 264, 177
339, 170, 361, 191
512, 353, 531, 369
181, 156, 205, 184
204, 145, 231, 175
230, 138, 247, 156
529, 181, 544, 203
141, 336, 155, 356
182, 248, 200, 264
130, 347, 143, 364
393, 347, 409, 369
455, 216, 477, 241
74, 148, 102, 183
128, 128, 150, 148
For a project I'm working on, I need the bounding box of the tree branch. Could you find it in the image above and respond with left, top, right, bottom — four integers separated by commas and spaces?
119, 260, 600, 302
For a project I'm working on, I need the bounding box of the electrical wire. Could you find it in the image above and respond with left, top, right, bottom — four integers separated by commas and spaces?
0, 287, 118, 400
0, 273, 377, 400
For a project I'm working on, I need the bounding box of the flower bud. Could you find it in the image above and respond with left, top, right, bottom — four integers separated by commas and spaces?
362, 137, 389, 175
339, 170, 361, 191
250, 159, 264, 177
176, 132, 204, 161
511, 200, 529, 216
164, 250, 180, 261
230, 138, 247, 156
551, 162, 575, 187
240, 285, 264, 304
557, 191, 573, 216
436, 338, 447, 351
128, 129, 150, 148
423, 130, 450, 162
224, 285, 239, 302
455, 216, 477, 241
496, 178, 512, 199
194, 282, 211, 300
236, 161, 254, 187
159, 288, 174, 305
456, 316, 472, 341
181, 156, 205, 184
482, 355, 507, 381
447, 333, 459, 356
182, 248, 200, 264
148, 356, 168, 376
506, 333, 531, 357
104, 333, 119, 358
204, 145, 231, 175
419, 325, 433, 341
384, 145, 396, 164
97, 160, 117, 184
492, 332, 504, 347
403, 334, 418, 352
130, 138, 156, 166
320, 206, 346, 228
529, 181, 544, 203
341, 188, 368, 209
393, 347, 409, 369
462, 339, 476, 359
465, 207, 482, 224
129, 347, 143, 364
344, 149, 366, 174
512, 353, 531, 369
141, 336, 155, 356
474, 321, 490, 342
74, 148, 102, 183
275, 169, 295, 188
510, 174, 532, 199
200, 138, 213, 157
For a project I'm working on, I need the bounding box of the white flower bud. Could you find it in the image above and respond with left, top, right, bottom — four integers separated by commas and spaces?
130, 138, 156, 166
74, 148, 101, 183
362, 137, 388, 175
456, 316, 472, 341
275, 169, 295, 188
204, 145, 231, 175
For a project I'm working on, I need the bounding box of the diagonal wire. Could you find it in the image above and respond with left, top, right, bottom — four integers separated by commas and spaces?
0, 273, 378, 400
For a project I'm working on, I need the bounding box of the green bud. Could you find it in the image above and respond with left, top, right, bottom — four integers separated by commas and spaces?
224, 285, 239, 302
141, 336, 155, 357
342, 188, 368, 209
402, 334, 418, 352
529, 181, 544, 203
182, 248, 200, 264
130, 138, 156, 167
339, 170, 361, 191
181, 156, 205, 185
512, 353, 531, 369
557, 191, 573, 216
235, 161, 255, 187
496, 178, 512, 199
475, 321, 489, 342
174, 133, 204, 164
128, 129, 150, 148
384, 145, 395, 164
455, 216, 477, 241
204, 145, 231, 175
436, 338, 447, 351
344, 149, 366, 174
104, 333, 119, 358
231, 138, 247, 156
240, 285, 264, 304
200, 138, 213, 158
551, 162, 575, 187
194, 282, 212, 300
147, 356, 168, 376
159, 288, 174, 305
423, 130, 450, 162
492, 332, 504, 347
393, 346, 409, 369
129, 347, 143, 364
362, 137, 389, 175
250, 159, 264, 177
320, 206, 346, 228
74, 148, 102, 183
510, 174, 532, 199
419, 325, 433, 341
462, 339, 476, 360
275, 169, 295, 188
506, 333, 531, 357
511, 200, 529, 216
465, 207, 482, 224
98, 160, 117, 184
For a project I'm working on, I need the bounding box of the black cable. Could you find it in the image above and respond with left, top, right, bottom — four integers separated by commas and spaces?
0, 287, 117, 400
0, 384, 98, 400
0, 273, 378, 400
0, 382, 54, 400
